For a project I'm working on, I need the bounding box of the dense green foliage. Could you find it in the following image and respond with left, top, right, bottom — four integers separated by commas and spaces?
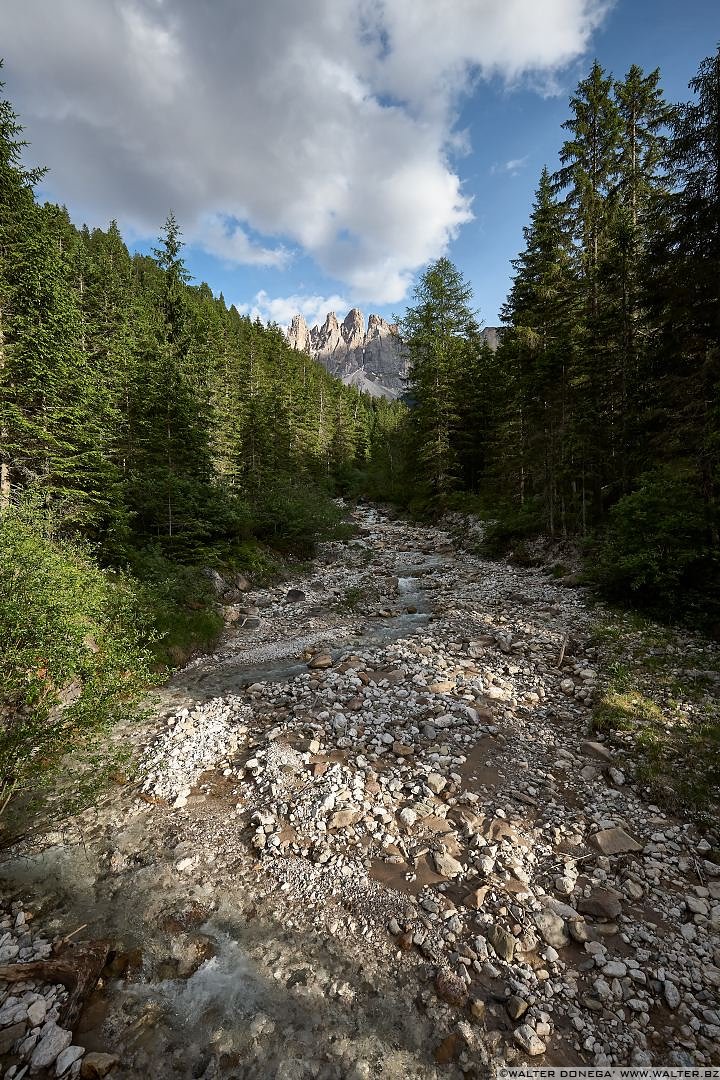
1, 45, 718, 798
0, 503, 155, 786
395, 47, 720, 624
0, 66, 392, 789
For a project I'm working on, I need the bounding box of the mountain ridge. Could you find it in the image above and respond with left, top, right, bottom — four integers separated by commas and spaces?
287, 308, 502, 399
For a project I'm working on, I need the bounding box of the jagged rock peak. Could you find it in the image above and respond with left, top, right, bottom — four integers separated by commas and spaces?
286, 307, 408, 399
342, 307, 365, 341
287, 314, 311, 354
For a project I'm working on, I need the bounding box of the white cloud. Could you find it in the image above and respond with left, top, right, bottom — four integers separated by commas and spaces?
236, 291, 351, 331
0, 0, 611, 303
491, 156, 530, 176
200, 215, 290, 269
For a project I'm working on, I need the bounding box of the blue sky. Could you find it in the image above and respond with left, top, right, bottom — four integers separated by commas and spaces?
2, 0, 718, 329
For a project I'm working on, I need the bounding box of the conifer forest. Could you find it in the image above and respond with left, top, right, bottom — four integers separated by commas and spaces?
1, 47, 719, 786
0, 19, 719, 1079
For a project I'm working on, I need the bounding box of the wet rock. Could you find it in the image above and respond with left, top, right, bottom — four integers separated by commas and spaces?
81, 1052, 122, 1078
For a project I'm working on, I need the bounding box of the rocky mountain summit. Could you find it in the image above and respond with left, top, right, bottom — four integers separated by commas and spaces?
287, 309, 409, 400
287, 310, 503, 400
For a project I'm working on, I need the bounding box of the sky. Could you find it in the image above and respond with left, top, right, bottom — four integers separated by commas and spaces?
1, 1, 718, 329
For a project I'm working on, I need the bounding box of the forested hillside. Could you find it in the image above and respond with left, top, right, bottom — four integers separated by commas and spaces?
389, 48, 720, 627
0, 66, 404, 787
1, 47, 718, 796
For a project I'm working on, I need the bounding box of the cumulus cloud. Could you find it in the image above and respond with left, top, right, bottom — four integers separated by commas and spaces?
236, 291, 351, 331
0, 0, 611, 303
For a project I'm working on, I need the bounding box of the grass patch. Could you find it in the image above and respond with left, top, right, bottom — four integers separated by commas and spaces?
592, 688, 665, 734
337, 585, 365, 612
591, 610, 720, 823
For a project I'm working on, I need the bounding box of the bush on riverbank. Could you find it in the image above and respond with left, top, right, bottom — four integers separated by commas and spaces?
0, 504, 155, 791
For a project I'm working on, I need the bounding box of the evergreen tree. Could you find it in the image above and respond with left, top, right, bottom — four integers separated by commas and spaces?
2, 203, 123, 537
553, 61, 622, 527
0, 66, 46, 512
399, 257, 479, 508
125, 216, 215, 554
649, 45, 720, 544
497, 167, 579, 533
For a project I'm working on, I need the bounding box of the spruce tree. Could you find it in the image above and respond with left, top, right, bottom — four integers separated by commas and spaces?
553, 61, 622, 528
650, 46, 720, 544
0, 67, 46, 512
399, 258, 479, 508
497, 167, 578, 533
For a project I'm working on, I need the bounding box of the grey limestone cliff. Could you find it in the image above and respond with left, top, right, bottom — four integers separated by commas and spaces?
287, 308, 408, 399
287, 309, 502, 399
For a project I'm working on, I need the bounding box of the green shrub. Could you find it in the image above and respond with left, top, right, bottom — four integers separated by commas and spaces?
593, 465, 720, 621
480, 501, 544, 559
251, 478, 351, 557
127, 547, 224, 668
0, 504, 155, 787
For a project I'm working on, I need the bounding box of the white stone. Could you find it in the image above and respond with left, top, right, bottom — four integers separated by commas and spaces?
30, 1023, 72, 1071
56, 1045, 85, 1076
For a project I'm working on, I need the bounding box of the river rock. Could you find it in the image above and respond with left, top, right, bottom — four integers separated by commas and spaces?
329, 809, 360, 828
578, 887, 623, 919
535, 911, 569, 948
513, 1023, 547, 1056
487, 923, 516, 962
433, 851, 463, 878
590, 827, 642, 855
31, 1023, 73, 1071
308, 653, 333, 670
506, 995, 529, 1020
0, 1021, 27, 1056
27, 998, 48, 1026
426, 772, 447, 794
56, 1045, 86, 1075
581, 740, 614, 761
81, 1052, 122, 1078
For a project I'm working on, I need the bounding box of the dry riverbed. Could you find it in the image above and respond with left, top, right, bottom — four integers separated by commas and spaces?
1, 505, 719, 1079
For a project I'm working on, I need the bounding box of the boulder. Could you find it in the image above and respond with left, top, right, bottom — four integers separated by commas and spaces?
590, 827, 642, 855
